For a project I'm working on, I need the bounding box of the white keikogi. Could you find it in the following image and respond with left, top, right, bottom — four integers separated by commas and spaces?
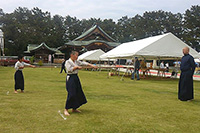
14, 61, 30, 71
65, 58, 88, 74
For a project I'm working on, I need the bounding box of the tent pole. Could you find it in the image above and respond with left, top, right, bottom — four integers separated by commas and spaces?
121, 58, 130, 81
98, 58, 101, 72
118, 59, 121, 76
176, 57, 179, 78
158, 57, 161, 77
133, 56, 135, 80
107, 58, 110, 78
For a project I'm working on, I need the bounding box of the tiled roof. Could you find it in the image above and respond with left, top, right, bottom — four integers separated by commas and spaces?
65, 40, 120, 47
73, 25, 116, 42
24, 43, 62, 54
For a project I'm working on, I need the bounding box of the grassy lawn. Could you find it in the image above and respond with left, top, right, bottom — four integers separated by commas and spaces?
1, 67, 200, 133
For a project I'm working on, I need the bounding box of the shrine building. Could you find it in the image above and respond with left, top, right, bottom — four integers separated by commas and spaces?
59, 24, 120, 59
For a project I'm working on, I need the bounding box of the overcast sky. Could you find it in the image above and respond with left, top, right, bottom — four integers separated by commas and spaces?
1, 0, 199, 20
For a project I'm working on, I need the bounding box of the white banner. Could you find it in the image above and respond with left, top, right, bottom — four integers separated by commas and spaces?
0, 30, 4, 55
48, 54, 52, 62
0, 38, 4, 51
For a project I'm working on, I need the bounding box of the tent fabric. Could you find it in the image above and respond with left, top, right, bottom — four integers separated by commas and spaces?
78, 49, 105, 61
100, 33, 200, 59
194, 59, 200, 63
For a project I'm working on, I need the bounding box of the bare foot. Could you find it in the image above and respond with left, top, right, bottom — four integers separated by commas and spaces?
64, 110, 70, 116
72, 109, 81, 113
14, 90, 18, 94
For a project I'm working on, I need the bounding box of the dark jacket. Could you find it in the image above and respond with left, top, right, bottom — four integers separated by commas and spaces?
134, 59, 140, 70
180, 54, 195, 73
62, 60, 66, 68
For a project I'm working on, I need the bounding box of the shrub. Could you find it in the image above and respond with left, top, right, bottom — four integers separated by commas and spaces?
30, 56, 35, 64
38, 60, 43, 66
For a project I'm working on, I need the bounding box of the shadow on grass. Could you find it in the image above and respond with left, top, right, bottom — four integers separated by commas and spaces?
79, 109, 97, 114
49, 80, 65, 83
66, 108, 102, 116
141, 88, 177, 95
190, 99, 200, 105
122, 75, 180, 82
87, 93, 132, 101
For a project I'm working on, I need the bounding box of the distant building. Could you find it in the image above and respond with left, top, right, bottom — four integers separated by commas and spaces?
59, 24, 120, 59
23, 25, 120, 63
24, 42, 64, 63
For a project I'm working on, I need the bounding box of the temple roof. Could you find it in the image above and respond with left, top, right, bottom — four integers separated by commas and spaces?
65, 40, 120, 47
73, 25, 117, 42
24, 42, 62, 54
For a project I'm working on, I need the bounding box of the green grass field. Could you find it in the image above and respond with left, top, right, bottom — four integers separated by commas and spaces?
1, 67, 200, 133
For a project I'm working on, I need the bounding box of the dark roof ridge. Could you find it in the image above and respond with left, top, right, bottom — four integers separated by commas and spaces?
73, 24, 116, 42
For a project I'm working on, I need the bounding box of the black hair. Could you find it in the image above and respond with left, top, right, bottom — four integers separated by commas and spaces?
18, 54, 24, 60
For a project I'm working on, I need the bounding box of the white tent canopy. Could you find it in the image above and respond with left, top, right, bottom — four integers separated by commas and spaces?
100, 33, 200, 60
78, 49, 105, 61
195, 59, 200, 63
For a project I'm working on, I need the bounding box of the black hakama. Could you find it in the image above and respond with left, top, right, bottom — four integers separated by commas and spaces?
178, 71, 194, 101
14, 70, 24, 90
178, 54, 195, 101
65, 74, 87, 109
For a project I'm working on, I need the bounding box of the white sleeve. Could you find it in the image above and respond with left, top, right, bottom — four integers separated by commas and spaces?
77, 60, 89, 66
14, 62, 19, 70
23, 62, 30, 66
65, 60, 74, 72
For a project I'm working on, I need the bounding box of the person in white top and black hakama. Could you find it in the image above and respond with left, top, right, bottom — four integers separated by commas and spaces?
14, 55, 36, 93
64, 51, 97, 116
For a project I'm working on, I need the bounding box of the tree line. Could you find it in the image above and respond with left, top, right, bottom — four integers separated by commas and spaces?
0, 5, 199, 56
